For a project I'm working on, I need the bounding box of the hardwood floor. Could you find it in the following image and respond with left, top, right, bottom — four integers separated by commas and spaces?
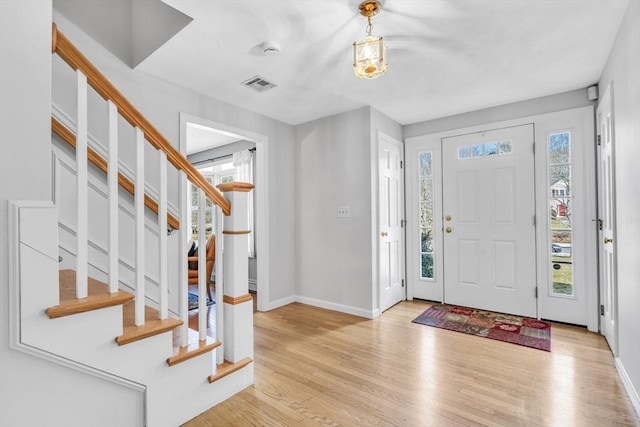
183, 300, 640, 426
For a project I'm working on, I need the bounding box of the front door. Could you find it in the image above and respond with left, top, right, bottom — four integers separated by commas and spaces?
597, 86, 617, 353
379, 133, 405, 312
442, 125, 537, 317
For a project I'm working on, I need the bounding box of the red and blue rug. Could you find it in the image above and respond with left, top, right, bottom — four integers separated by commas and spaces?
412, 304, 551, 351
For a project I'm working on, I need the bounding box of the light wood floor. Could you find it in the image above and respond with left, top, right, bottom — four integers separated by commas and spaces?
183, 300, 640, 426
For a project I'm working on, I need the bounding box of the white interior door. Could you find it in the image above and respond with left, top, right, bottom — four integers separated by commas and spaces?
597, 87, 617, 353
379, 134, 405, 312
442, 125, 537, 317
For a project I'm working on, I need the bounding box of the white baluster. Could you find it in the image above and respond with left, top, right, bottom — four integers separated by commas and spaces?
158, 151, 168, 319
179, 178, 190, 348
107, 100, 119, 294
76, 70, 88, 299
198, 188, 207, 341
135, 127, 145, 326
215, 204, 224, 364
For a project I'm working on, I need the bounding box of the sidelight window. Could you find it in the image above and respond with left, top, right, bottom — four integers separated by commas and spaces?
419, 151, 435, 279
548, 132, 574, 296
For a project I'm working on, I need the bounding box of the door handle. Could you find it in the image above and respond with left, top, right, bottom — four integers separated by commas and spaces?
604, 237, 613, 244
445, 227, 452, 233
381, 231, 388, 237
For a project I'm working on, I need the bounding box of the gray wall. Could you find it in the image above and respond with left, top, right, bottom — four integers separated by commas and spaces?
598, 0, 640, 407
295, 107, 374, 313
293, 107, 402, 315
0, 2, 141, 426
404, 88, 595, 138
52, 11, 295, 306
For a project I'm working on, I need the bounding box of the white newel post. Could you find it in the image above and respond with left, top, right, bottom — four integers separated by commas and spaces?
217, 182, 254, 363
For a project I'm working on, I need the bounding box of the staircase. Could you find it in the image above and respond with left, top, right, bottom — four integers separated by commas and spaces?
7, 24, 255, 427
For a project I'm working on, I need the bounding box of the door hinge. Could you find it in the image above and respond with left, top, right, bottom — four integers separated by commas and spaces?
598, 219, 603, 230
532, 142, 536, 154
402, 279, 405, 288
600, 304, 605, 315
597, 135, 602, 145
533, 214, 536, 226
400, 219, 406, 228
400, 160, 403, 169
535, 287, 538, 298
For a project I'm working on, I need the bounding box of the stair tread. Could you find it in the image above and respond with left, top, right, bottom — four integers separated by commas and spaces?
208, 357, 252, 383
46, 269, 134, 319
115, 300, 183, 346
167, 329, 221, 367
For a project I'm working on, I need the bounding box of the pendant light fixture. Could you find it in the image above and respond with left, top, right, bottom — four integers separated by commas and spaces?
353, 0, 387, 79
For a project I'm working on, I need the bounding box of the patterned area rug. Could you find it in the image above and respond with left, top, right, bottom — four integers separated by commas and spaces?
412, 304, 551, 351
188, 292, 214, 311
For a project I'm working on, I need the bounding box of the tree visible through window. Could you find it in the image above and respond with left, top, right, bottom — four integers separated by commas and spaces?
419, 151, 435, 279
549, 132, 573, 296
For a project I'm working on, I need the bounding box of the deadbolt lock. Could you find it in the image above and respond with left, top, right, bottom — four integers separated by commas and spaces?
445, 215, 452, 221
445, 227, 452, 233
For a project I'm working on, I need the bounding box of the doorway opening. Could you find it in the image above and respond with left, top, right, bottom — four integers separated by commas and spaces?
179, 113, 269, 337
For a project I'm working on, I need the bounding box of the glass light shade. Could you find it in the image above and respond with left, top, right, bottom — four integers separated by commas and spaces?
353, 35, 387, 79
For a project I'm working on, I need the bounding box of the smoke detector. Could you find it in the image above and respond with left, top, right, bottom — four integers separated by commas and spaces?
262, 41, 281, 56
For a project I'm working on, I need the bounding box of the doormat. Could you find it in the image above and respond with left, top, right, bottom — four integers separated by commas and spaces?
412, 304, 551, 351
188, 292, 214, 311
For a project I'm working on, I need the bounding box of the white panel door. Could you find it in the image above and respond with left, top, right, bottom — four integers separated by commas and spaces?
442, 125, 536, 317
597, 87, 617, 353
379, 134, 405, 312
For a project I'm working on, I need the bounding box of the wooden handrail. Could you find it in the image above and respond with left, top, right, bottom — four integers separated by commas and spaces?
52, 117, 181, 230
51, 23, 231, 216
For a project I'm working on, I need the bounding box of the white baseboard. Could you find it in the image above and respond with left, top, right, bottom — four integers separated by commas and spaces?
260, 294, 378, 319
615, 357, 640, 418
295, 296, 377, 319
265, 295, 297, 311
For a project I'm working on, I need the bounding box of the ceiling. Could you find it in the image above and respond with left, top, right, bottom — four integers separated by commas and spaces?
59, 0, 630, 126
186, 122, 243, 155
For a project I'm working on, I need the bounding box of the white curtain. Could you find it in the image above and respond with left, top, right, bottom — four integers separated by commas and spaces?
233, 149, 255, 257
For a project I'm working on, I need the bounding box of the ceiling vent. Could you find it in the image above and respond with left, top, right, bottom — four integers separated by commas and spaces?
241, 75, 277, 93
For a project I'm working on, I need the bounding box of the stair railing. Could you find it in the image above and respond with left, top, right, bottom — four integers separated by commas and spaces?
51, 23, 229, 346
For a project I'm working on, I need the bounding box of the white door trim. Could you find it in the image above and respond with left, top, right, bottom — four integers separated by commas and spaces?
179, 113, 270, 311
405, 139, 443, 302
405, 106, 597, 331
536, 107, 597, 328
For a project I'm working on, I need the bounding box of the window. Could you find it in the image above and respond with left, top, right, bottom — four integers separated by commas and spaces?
548, 131, 573, 296
190, 149, 255, 257
419, 151, 435, 279
191, 175, 213, 240
191, 162, 234, 240
457, 140, 512, 159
